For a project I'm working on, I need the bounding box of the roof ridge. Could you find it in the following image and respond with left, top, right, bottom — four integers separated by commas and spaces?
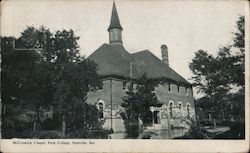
131, 50, 162, 62
131, 50, 151, 55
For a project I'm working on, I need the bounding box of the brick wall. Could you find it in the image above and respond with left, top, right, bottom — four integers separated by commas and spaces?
87, 78, 126, 108
87, 78, 195, 132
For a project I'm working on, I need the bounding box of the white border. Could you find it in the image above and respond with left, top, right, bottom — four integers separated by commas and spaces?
0, 0, 249, 152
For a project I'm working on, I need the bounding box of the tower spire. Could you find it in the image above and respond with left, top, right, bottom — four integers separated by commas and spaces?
108, 2, 123, 44
108, 2, 123, 31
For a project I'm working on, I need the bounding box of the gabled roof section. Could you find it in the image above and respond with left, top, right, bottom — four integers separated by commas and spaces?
87, 44, 191, 85
108, 2, 123, 31
131, 50, 190, 85
88, 44, 130, 78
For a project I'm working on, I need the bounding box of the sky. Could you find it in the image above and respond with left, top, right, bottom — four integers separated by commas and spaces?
1, 0, 246, 97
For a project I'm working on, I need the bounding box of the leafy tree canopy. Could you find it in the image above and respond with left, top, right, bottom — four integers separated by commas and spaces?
122, 74, 157, 126
190, 15, 245, 121
1, 26, 102, 135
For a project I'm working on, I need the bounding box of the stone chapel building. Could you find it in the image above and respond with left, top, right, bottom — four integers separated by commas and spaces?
87, 2, 195, 138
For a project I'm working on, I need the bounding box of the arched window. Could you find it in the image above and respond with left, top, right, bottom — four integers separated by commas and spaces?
187, 104, 190, 118
169, 102, 173, 117
178, 102, 182, 110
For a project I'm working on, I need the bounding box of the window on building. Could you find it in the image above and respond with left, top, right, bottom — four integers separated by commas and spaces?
169, 102, 173, 117
153, 111, 160, 124
177, 85, 180, 93
123, 82, 127, 90
98, 103, 104, 119
97, 100, 105, 119
133, 83, 137, 90
168, 83, 171, 91
129, 83, 133, 90
178, 102, 182, 110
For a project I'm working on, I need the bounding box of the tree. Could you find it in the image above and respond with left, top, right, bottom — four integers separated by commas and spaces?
189, 15, 245, 124
121, 74, 157, 137
1, 26, 102, 138
121, 83, 140, 137
232, 15, 245, 88
21, 27, 102, 133
233, 16, 245, 51
136, 74, 157, 124
1, 36, 48, 133
52, 59, 102, 132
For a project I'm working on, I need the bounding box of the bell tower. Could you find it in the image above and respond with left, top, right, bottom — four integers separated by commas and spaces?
108, 2, 123, 45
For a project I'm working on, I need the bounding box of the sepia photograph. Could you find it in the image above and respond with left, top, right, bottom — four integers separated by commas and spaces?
0, 0, 249, 152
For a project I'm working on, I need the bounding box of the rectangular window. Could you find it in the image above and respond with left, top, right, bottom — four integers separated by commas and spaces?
153, 111, 160, 124
177, 85, 180, 93
168, 83, 171, 91
123, 82, 127, 90
130, 83, 133, 90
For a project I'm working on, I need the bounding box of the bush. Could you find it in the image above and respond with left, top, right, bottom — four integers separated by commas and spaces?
198, 120, 213, 126
32, 131, 62, 139
120, 112, 139, 138
213, 122, 245, 139
2, 118, 34, 138
217, 120, 234, 127
141, 131, 154, 139
125, 124, 139, 138
66, 129, 111, 139
175, 120, 213, 139
41, 118, 60, 130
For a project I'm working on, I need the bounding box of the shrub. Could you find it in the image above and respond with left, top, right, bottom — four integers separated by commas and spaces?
175, 120, 213, 139
213, 122, 245, 139
198, 120, 213, 126
41, 118, 60, 130
31, 131, 62, 139
66, 129, 110, 139
2, 118, 34, 138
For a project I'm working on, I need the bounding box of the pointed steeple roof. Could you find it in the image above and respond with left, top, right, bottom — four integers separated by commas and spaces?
108, 2, 123, 31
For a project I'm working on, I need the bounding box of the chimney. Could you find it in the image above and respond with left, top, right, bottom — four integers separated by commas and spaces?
161, 44, 169, 66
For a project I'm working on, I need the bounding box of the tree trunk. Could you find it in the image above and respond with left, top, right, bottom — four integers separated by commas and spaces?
33, 106, 40, 131
213, 119, 216, 128
33, 122, 37, 131
62, 115, 66, 137
221, 109, 225, 121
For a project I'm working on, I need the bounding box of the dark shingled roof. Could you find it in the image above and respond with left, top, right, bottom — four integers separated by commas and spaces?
87, 43, 191, 85
131, 50, 190, 84
88, 44, 130, 78
108, 2, 123, 31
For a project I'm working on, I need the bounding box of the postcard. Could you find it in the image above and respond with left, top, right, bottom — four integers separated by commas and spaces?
0, 0, 249, 152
